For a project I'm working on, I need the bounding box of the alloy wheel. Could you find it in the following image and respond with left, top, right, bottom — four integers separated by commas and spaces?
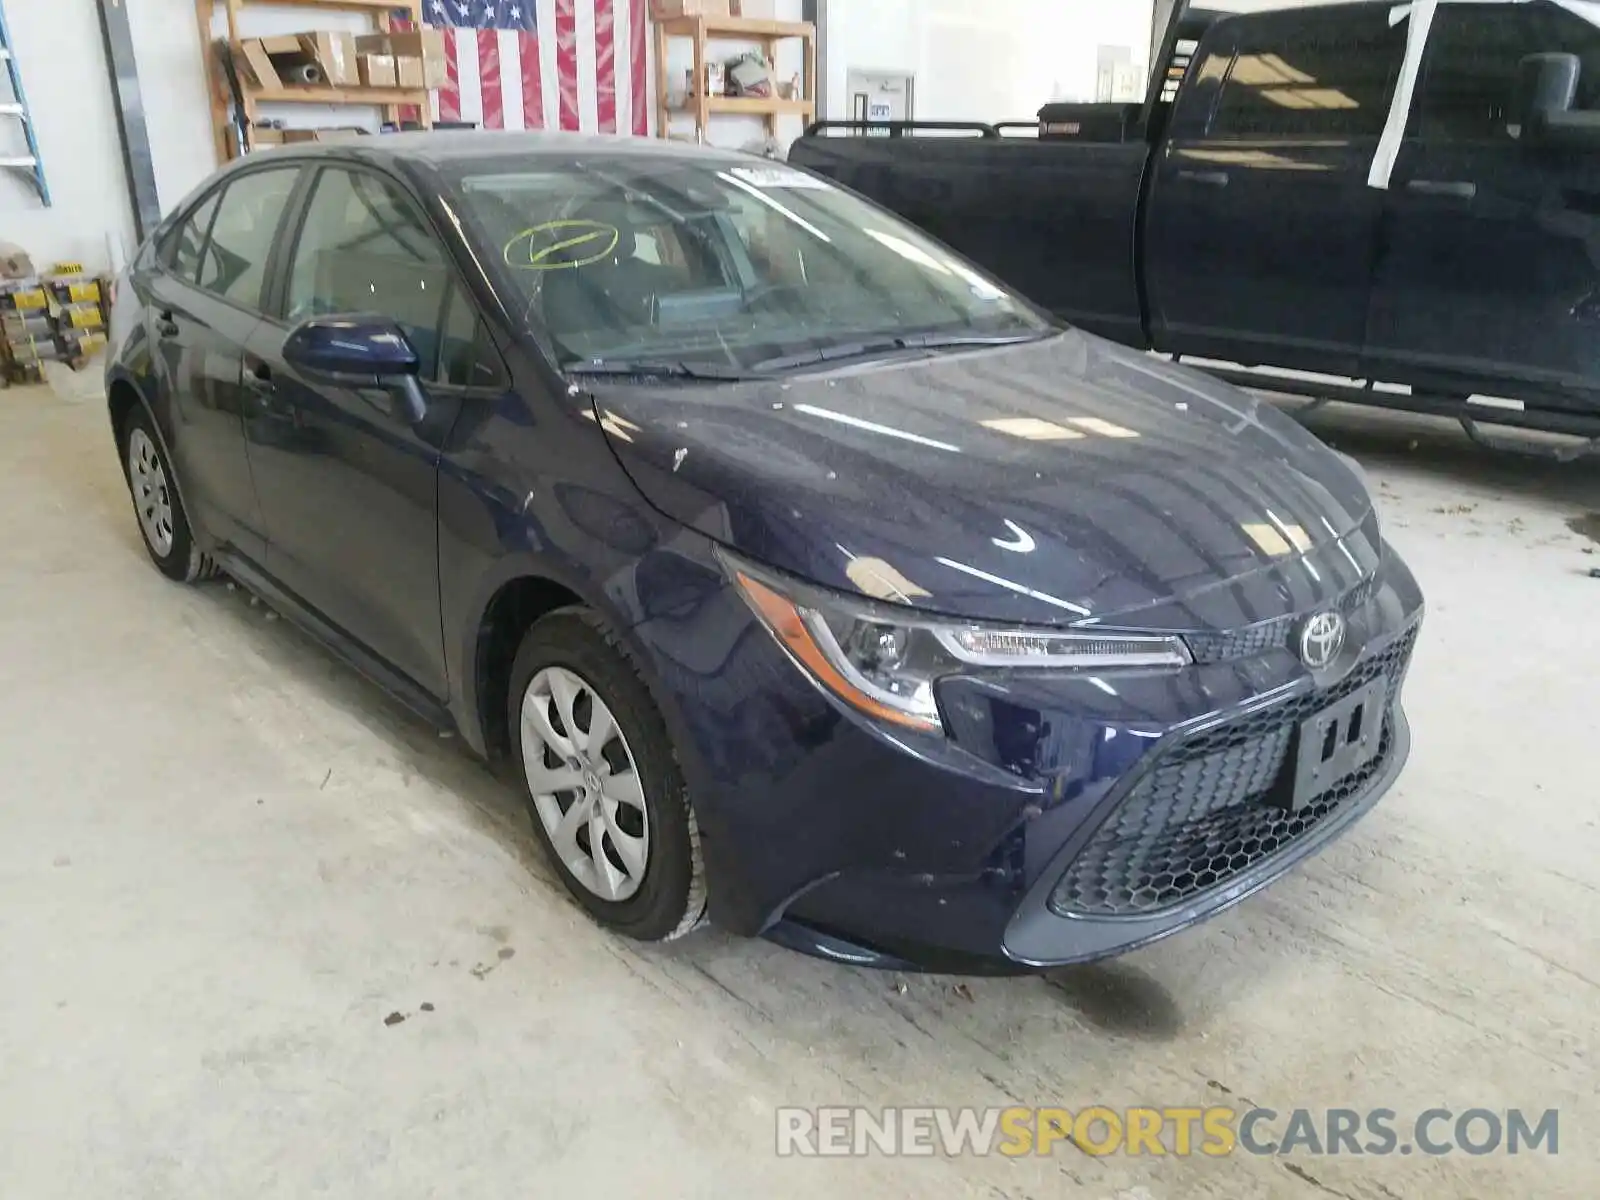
519, 665, 651, 902
127, 428, 175, 557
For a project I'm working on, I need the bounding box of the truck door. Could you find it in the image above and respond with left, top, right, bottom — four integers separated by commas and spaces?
1363, 3, 1600, 416
1145, 6, 1406, 376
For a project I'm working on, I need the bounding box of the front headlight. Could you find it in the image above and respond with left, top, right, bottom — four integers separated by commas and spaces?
722, 552, 1191, 734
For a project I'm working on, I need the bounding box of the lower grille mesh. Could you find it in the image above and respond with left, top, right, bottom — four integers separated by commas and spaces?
1050, 626, 1418, 918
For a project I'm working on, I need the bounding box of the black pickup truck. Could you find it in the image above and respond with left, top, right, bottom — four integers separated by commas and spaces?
789, 1, 1600, 445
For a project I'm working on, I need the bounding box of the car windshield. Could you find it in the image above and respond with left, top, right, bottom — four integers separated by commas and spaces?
448, 156, 1052, 376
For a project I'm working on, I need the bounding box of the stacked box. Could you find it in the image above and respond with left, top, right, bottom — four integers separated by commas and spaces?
0, 271, 109, 379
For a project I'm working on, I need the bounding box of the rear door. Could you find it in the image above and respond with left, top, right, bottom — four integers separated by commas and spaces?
243, 165, 491, 699
1363, 3, 1600, 414
1145, 6, 1406, 375
146, 167, 301, 561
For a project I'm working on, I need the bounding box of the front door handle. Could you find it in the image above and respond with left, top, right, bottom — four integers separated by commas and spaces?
1406, 178, 1478, 200
1175, 169, 1230, 187
154, 308, 179, 338
244, 356, 274, 388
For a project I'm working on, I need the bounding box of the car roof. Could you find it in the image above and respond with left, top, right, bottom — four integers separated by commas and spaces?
248, 129, 759, 172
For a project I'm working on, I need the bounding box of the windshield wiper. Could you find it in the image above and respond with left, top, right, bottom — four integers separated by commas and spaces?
565, 360, 768, 382
750, 332, 1042, 374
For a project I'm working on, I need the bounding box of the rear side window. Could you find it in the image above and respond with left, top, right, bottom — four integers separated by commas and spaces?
197, 169, 300, 309
1417, 7, 1600, 141
1209, 11, 1406, 139
166, 192, 221, 284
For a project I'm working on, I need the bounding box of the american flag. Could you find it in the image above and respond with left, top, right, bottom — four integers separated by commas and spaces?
405, 0, 649, 136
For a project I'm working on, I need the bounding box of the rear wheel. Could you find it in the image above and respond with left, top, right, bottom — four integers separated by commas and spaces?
508, 609, 705, 941
119, 407, 216, 583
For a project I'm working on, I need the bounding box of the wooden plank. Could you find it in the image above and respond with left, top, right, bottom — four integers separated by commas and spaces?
658, 15, 811, 39
654, 21, 669, 138
196, 0, 229, 164
237, 0, 412, 10
675, 96, 814, 117
249, 84, 432, 105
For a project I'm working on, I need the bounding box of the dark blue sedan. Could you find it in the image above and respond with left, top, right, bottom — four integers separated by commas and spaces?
105, 132, 1423, 972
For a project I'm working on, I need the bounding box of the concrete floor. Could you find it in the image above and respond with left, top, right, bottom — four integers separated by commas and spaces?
2, 382, 1597, 1199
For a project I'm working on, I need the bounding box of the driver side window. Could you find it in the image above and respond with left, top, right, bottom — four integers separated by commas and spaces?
285, 168, 450, 379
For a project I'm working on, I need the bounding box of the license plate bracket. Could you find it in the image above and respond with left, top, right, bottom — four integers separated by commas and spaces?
1288, 680, 1388, 811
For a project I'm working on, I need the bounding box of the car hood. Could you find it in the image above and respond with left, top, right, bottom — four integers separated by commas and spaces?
589, 331, 1380, 630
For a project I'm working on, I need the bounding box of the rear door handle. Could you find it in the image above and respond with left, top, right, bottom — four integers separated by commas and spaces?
1406, 179, 1477, 200
155, 308, 179, 338
1175, 169, 1230, 187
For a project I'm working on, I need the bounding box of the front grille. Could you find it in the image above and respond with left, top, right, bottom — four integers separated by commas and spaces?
1185, 575, 1379, 665
1050, 624, 1418, 918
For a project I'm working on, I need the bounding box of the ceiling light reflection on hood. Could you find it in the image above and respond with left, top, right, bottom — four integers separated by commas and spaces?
793, 404, 961, 453
982, 417, 1085, 441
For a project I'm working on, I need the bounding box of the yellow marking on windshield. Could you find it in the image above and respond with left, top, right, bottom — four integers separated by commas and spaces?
503, 220, 621, 271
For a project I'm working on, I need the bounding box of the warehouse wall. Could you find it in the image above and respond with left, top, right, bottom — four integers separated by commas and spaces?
824, 0, 1157, 122
0, 0, 138, 273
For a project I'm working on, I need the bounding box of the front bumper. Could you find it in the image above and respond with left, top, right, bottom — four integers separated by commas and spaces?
629, 544, 1424, 972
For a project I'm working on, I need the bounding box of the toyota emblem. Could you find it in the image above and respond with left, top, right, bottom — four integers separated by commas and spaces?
1299, 611, 1346, 670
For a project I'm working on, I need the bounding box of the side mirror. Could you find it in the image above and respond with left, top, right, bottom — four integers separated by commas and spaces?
1514, 53, 1600, 148
283, 314, 428, 424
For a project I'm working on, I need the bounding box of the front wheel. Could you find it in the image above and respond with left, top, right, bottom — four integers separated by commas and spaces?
508, 609, 705, 942
119, 407, 216, 583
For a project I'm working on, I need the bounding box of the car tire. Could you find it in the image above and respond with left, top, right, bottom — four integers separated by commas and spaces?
118, 406, 218, 584
508, 607, 706, 942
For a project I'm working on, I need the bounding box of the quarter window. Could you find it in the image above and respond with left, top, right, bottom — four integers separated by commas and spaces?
166, 192, 221, 284
285, 168, 450, 379
438, 283, 504, 388
1210, 12, 1405, 139
197, 169, 300, 308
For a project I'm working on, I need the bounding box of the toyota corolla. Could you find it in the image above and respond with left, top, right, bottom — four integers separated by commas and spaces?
105, 133, 1422, 972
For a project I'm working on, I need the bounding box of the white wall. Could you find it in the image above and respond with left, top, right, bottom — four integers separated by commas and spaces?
825, 0, 1156, 122
0, 1, 137, 272
0, 0, 374, 275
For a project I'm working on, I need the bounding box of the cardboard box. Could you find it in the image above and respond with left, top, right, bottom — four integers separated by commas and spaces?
357, 30, 446, 88
235, 39, 282, 89
2, 312, 53, 338
0, 284, 47, 311
299, 31, 358, 87
395, 56, 425, 89
45, 276, 101, 306
652, 0, 731, 18
54, 302, 104, 331
359, 53, 397, 88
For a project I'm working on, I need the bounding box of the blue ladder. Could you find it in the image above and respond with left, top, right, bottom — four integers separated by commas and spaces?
0, 0, 48, 206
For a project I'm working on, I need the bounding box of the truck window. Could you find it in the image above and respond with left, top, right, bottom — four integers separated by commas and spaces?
1416, 8, 1546, 141
1209, 11, 1404, 140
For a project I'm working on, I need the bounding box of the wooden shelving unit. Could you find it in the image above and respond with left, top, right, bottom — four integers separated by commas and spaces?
654, 13, 815, 143
195, 0, 433, 166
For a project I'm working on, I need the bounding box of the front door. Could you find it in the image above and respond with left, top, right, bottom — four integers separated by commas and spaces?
1364, 3, 1600, 414
244, 165, 462, 699
146, 168, 301, 561
1145, 5, 1407, 376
